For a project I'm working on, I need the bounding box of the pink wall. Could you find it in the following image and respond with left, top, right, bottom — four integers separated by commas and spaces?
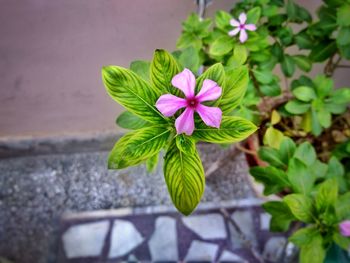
0, 0, 234, 137
0, 0, 347, 138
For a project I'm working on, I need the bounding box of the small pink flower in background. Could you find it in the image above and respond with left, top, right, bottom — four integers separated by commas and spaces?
156, 68, 222, 136
229, 12, 257, 43
339, 220, 350, 237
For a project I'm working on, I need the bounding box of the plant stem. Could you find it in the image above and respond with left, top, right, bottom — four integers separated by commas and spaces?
236, 143, 257, 155
336, 64, 350, 68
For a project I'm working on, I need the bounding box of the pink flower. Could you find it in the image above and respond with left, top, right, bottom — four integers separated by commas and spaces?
156, 68, 222, 136
228, 13, 257, 43
339, 220, 350, 237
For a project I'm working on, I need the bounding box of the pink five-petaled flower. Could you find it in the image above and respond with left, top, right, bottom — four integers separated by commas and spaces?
155, 68, 222, 136
339, 220, 350, 237
228, 12, 257, 43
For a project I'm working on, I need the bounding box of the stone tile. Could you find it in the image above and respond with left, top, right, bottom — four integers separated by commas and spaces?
108, 219, 144, 258
182, 213, 227, 239
219, 250, 248, 262
62, 220, 109, 258
127, 254, 139, 262
262, 237, 287, 262
184, 240, 219, 261
229, 210, 257, 249
148, 216, 178, 261
260, 212, 271, 230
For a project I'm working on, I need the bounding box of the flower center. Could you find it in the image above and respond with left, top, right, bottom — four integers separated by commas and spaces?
239, 24, 245, 29
186, 98, 198, 109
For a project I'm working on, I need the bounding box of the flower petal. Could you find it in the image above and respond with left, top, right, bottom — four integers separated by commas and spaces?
230, 18, 240, 27
196, 79, 222, 103
196, 104, 222, 128
239, 29, 248, 43
171, 68, 196, 98
175, 107, 195, 135
340, 220, 350, 237
228, 27, 240, 36
239, 13, 247, 24
155, 94, 187, 117
245, 24, 256, 31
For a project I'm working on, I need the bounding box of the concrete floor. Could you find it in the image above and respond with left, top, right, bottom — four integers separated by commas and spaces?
0, 143, 254, 263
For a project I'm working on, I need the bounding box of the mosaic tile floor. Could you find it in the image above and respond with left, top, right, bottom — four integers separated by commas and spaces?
57, 199, 289, 263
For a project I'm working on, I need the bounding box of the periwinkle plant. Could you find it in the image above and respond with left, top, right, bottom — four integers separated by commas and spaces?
102, 49, 256, 215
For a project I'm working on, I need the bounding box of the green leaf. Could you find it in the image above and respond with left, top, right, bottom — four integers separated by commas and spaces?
281, 55, 295, 77
181, 13, 212, 35
175, 134, 195, 154
269, 14, 288, 26
296, 5, 312, 23
337, 4, 350, 26
333, 232, 350, 250
263, 127, 285, 150
271, 110, 281, 125
233, 45, 248, 65
285, 100, 311, 114
108, 127, 170, 169
284, 194, 314, 223
209, 35, 234, 57
292, 86, 316, 102
313, 75, 333, 98
258, 146, 285, 168
215, 11, 232, 30
339, 43, 350, 59
146, 153, 159, 173
263, 5, 279, 17
250, 166, 289, 195
292, 55, 312, 72
287, 158, 315, 195
150, 49, 181, 95
289, 226, 319, 246
325, 156, 347, 193
300, 234, 325, 263
295, 32, 314, 49
196, 63, 225, 94
130, 60, 151, 81
325, 102, 347, 114
294, 142, 317, 166
279, 137, 297, 165
163, 139, 205, 215
286, 0, 298, 20
309, 41, 337, 62
330, 88, 350, 104
317, 108, 332, 128
192, 116, 257, 144
178, 46, 200, 73
262, 201, 295, 232
252, 69, 274, 84
102, 66, 166, 124
311, 108, 323, 136
116, 111, 150, 130
219, 66, 249, 113
324, 0, 344, 7
177, 32, 202, 50
335, 192, 350, 220
277, 27, 294, 46
315, 178, 338, 214
310, 160, 329, 180
247, 7, 261, 24
260, 83, 281, 97
271, 42, 283, 61
337, 26, 350, 45
326, 156, 345, 178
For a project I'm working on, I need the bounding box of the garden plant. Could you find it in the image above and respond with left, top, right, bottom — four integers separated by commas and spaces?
102, 0, 350, 262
